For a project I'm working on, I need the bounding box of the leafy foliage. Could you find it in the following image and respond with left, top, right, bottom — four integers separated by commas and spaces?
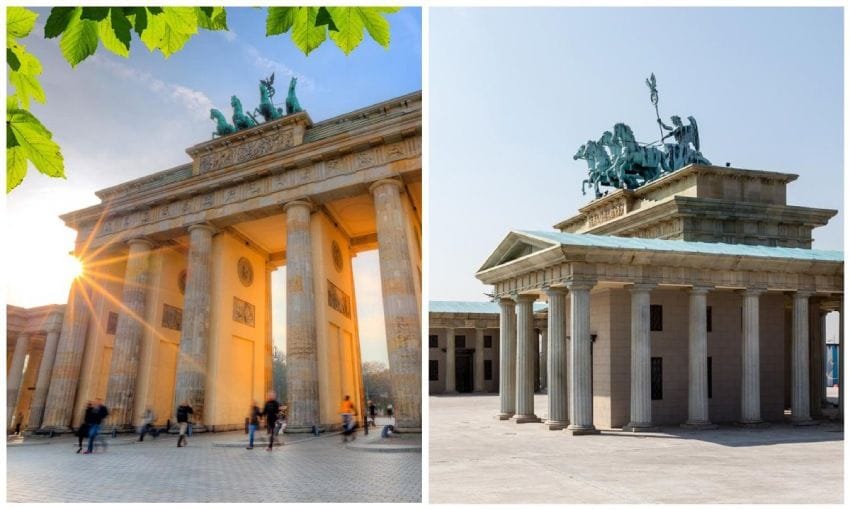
266, 6, 400, 55
362, 361, 393, 411
272, 347, 287, 402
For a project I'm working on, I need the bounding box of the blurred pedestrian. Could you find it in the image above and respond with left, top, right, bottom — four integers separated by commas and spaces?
76, 401, 93, 453
176, 401, 193, 447
340, 395, 356, 442
368, 400, 377, 426
275, 405, 288, 445
386, 403, 393, 420
84, 398, 108, 454
14, 412, 23, 435
138, 408, 155, 442
262, 391, 281, 451
247, 400, 260, 450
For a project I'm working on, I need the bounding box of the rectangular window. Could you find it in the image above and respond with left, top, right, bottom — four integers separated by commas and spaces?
429, 335, 438, 348
484, 360, 493, 380
650, 305, 663, 331
484, 335, 493, 349
707, 306, 712, 333
707, 357, 713, 399
429, 360, 439, 381
651, 357, 663, 400
456, 335, 466, 349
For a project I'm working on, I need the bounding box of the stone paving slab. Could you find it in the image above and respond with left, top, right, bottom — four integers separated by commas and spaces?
430, 394, 844, 504
8, 429, 421, 502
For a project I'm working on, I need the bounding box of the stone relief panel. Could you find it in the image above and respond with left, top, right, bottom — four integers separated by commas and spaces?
233, 297, 256, 327
327, 280, 352, 318
106, 311, 118, 335
198, 129, 297, 174
162, 304, 183, 331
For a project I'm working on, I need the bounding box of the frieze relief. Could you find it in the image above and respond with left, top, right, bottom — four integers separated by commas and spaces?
233, 297, 256, 327
327, 280, 352, 318
198, 129, 296, 174
586, 200, 626, 228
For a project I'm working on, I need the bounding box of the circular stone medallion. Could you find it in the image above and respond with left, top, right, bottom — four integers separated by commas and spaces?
332, 241, 343, 273
237, 257, 254, 287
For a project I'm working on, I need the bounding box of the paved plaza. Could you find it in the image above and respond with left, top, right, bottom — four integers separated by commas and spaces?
7, 426, 420, 503
430, 395, 844, 504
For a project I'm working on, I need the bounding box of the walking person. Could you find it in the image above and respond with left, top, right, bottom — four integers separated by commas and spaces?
340, 395, 357, 442
246, 401, 261, 450
14, 412, 24, 435
84, 398, 109, 454
368, 400, 377, 426
386, 403, 393, 421
262, 391, 280, 452
176, 401, 193, 447
76, 401, 93, 453
138, 408, 155, 442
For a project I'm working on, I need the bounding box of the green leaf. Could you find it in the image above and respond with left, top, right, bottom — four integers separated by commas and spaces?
7, 94, 19, 111
9, 70, 45, 109
7, 48, 20, 71
7, 7, 38, 39
7, 146, 28, 192
148, 7, 164, 15
44, 7, 76, 39
96, 9, 131, 57
8, 123, 19, 148
266, 7, 297, 36
80, 7, 109, 22
328, 8, 364, 55
140, 10, 165, 52
291, 7, 327, 56
162, 7, 198, 35
110, 8, 133, 51
199, 7, 213, 18
59, 8, 99, 67
141, 7, 198, 57
132, 7, 148, 36
359, 8, 394, 48
315, 7, 338, 32
7, 108, 65, 184
196, 6, 227, 31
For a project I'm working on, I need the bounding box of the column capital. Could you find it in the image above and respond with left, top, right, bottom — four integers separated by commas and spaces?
187, 222, 217, 235
498, 296, 516, 305
126, 238, 154, 250
543, 285, 568, 297
566, 279, 596, 291
282, 199, 315, 214
513, 293, 537, 304
689, 285, 712, 295
368, 178, 404, 194
793, 289, 815, 299
741, 287, 766, 297
628, 282, 656, 294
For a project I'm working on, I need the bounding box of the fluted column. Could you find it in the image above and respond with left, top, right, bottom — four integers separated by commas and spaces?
42, 280, 92, 431
27, 311, 64, 431
497, 297, 516, 419
791, 291, 814, 424
7, 333, 31, 427
544, 287, 568, 430
567, 280, 598, 435
739, 288, 765, 425
445, 328, 456, 393
173, 224, 214, 428
626, 283, 656, 431
474, 328, 485, 392
105, 239, 153, 429
533, 329, 541, 392
540, 328, 548, 391
372, 179, 421, 431
514, 295, 540, 423
683, 286, 716, 429
265, 264, 274, 394
282, 200, 320, 430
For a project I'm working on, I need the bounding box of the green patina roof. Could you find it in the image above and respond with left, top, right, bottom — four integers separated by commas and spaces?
520, 231, 843, 262
430, 301, 548, 314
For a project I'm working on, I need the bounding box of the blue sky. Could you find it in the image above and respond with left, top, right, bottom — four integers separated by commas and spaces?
430, 7, 844, 319
7, 7, 422, 363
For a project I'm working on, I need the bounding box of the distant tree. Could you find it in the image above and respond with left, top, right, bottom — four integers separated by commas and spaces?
272, 346, 287, 402
362, 361, 392, 411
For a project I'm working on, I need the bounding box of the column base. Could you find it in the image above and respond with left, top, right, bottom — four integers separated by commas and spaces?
285, 425, 327, 434
566, 424, 600, 436
497, 412, 514, 421
680, 421, 718, 430
622, 422, 660, 433
544, 420, 568, 430
733, 420, 770, 428
513, 414, 541, 424
790, 417, 818, 427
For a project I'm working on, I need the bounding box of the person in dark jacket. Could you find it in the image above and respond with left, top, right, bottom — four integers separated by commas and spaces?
262, 391, 281, 451
247, 401, 261, 450
368, 400, 377, 426
84, 398, 108, 454
76, 401, 93, 453
176, 401, 193, 447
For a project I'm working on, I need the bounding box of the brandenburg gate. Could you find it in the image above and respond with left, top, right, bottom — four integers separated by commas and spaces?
11, 91, 422, 434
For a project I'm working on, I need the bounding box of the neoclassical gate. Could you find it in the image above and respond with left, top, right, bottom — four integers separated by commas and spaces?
28, 92, 422, 433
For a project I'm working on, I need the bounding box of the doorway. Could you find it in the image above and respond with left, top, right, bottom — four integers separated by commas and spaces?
455, 349, 474, 393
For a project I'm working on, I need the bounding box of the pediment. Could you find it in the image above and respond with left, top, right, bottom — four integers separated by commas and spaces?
477, 231, 560, 272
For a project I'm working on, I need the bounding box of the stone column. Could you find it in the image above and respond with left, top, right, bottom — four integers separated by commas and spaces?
7, 332, 31, 427
626, 283, 657, 432
173, 224, 214, 428
27, 311, 64, 431
809, 306, 825, 418
840, 300, 844, 418
474, 328, 485, 392
105, 239, 153, 429
739, 288, 765, 425
540, 328, 548, 391
567, 280, 598, 435
514, 295, 540, 423
498, 297, 516, 419
683, 287, 716, 429
264, 264, 274, 394
371, 179, 421, 431
445, 328, 456, 393
533, 329, 541, 392
791, 291, 814, 424
544, 287, 568, 430
42, 280, 92, 431
282, 200, 320, 430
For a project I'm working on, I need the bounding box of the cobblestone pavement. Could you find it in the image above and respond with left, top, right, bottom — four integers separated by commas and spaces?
7, 425, 421, 503
430, 394, 844, 504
